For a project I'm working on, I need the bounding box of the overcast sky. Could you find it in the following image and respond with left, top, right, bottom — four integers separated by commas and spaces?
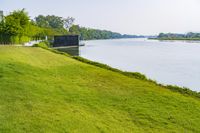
1, 0, 200, 35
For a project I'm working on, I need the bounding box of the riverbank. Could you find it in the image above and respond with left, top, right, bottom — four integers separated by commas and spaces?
0, 46, 200, 132
79, 39, 200, 91
149, 38, 200, 41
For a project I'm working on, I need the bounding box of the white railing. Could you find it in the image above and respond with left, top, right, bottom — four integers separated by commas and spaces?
24, 40, 42, 47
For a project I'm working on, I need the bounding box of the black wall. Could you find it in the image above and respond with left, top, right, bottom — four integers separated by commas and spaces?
53, 35, 79, 47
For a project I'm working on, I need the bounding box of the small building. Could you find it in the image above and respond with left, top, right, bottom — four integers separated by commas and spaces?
53, 35, 79, 47
0, 11, 3, 22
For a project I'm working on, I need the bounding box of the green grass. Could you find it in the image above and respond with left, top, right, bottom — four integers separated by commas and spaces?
0, 46, 200, 133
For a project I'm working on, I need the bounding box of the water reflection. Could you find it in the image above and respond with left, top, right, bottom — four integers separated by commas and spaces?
54, 46, 79, 56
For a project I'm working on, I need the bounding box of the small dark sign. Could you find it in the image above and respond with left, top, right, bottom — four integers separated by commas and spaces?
53, 35, 79, 47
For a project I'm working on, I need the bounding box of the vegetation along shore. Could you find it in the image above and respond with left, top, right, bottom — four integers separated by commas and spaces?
150, 32, 200, 41
0, 46, 200, 132
1, 8, 200, 133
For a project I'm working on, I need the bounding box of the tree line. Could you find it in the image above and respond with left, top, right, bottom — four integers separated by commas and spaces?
157, 32, 200, 40
0, 9, 139, 44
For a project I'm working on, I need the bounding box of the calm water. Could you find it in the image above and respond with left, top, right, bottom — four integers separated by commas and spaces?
78, 38, 200, 92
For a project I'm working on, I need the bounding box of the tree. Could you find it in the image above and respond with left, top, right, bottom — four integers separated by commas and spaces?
35, 15, 74, 30
69, 25, 80, 35
35, 15, 49, 28
158, 33, 166, 38
46, 15, 64, 29
3, 9, 29, 36
0, 9, 31, 44
63, 17, 75, 29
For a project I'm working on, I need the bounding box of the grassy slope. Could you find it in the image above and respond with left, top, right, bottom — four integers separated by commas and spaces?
0, 46, 200, 133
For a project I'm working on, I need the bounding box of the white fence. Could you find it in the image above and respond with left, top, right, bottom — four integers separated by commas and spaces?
24, 40, 42, 47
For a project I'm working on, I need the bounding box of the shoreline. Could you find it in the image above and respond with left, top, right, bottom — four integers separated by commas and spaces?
149, 38, 200, 41
37, 45, 200, 99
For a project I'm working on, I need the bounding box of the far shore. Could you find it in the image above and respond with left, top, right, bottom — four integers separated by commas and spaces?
148, 38, 200, 41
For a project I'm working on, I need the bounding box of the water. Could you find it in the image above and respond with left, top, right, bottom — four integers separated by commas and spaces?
55, 46, 79, 56
78, 38, 200, 92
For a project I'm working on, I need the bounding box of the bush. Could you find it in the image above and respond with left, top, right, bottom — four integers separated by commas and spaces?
0, 35, 31, 44
10, 36, 20, 44
166, 85, 200, 98
123, 72, 147, 80
20, 36, 30, 44
33, 41, 49, 48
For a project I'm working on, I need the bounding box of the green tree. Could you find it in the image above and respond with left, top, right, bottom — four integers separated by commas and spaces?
46, 15, 64, 29
4, 9, 30, 36
35, 15, 75, 30
63, 17, 75, 29
0, 9, 31, 44
69, 25, 80, 35
35, 15, 49, 28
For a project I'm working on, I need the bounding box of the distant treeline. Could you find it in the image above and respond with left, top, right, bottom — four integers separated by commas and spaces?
0, 9, 140, 44
69, 25, 144, 40
156, 32, 200, 40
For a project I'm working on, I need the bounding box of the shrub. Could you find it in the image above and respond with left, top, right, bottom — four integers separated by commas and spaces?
10, 36, 20, 44
123, 72, 147, 80
20, 36, 30, 44
33, 41, 49, 48
166, 85, 200, 98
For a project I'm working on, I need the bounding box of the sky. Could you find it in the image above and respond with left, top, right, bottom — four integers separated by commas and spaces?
1, 0, 200, 35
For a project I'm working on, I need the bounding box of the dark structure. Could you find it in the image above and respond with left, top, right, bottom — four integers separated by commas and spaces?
53, 35, 79, 47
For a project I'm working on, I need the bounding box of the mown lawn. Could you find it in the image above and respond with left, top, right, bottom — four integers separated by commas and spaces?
0, 46, 200, 133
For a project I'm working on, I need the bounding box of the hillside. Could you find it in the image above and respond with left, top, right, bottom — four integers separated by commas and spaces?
0, 46, 200, 133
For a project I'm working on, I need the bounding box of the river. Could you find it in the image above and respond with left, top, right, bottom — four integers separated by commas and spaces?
78, 38, 200, 92
57, 39, 200, 92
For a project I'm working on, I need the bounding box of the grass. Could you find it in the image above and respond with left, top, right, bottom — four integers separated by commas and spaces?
0, 46, 200, 133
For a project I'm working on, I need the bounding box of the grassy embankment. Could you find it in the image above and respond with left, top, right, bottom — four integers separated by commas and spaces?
0, 46, 200, 133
